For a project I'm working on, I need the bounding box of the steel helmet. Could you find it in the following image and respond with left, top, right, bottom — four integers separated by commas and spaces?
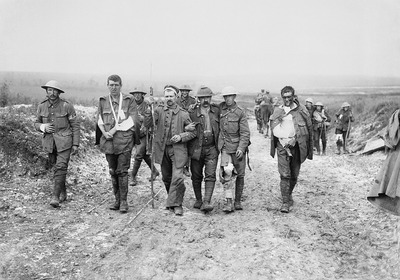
315, 101, 323, 106
341, 102, 351, 108
179, 84, 192, 91
221, 86, 239, 96
305, 98, 314, 104
196, 86, 213, 97
41, 80, 64, 93
129, 87, 147, 95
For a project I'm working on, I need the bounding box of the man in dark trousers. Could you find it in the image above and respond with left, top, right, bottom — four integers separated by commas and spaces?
144, 85, 196, 216
34, 80, 80, 208
218, 86, 251, 213
270, 86, 313, 213
97, 75, 138, 213
128, 87, 159, 186
185, 86, 220, 212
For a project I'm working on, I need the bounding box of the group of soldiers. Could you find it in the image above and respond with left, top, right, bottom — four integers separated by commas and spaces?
34, 76, 354, 215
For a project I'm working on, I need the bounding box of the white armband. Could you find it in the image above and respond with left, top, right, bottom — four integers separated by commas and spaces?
40, 124, 46, 133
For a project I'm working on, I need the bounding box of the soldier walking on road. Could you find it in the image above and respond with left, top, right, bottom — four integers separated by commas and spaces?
335, 102, 354, 154
218, 86, 251, 213
96, 75, 138, 213
185, 86, 220, 212
144, 85, 196, 216
35, 80, 80, 208
128, 87, 160, 186
313, 102, 331, 155
270, 86, 313, 213
177, 84, 197, 177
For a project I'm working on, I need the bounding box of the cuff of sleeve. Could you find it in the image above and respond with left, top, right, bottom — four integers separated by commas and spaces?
40, 124, 46, 132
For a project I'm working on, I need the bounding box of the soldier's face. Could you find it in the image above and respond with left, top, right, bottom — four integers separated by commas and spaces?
224, 94, 236, 106
164, 90, 176, 106
180, 90, 189, 98
199, 96, 211, 107
282, 92, 294, 107
305, 102, 312, 109
133, 93, 144, 102
316, 106, 322, 111
46, 88, 60, 102
108, 80, 121, 95
343, 106, 349, 111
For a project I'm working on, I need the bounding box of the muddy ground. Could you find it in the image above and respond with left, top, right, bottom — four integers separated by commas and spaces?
1, 118, 400, 280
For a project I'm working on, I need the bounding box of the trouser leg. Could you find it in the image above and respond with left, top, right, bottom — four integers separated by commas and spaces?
50, 148, 71, 207
119, 175, 129, 213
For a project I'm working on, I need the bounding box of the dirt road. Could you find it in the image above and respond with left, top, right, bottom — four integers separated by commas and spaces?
1, 118, 399, 280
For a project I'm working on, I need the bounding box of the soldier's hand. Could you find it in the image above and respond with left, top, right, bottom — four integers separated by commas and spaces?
44, 123, 55, 133
71, 145, 79, 155
285, 138, 296, 148
185, 122, 196, 132
170, 134, 181, 143
236, 150, 244, 160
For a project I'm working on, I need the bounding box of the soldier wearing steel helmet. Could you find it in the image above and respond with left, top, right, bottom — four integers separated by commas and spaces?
312, 101, 331, 155
335, 102, 354, 154
177, 84, 197, 177
184, 86, 220, 212
128, 87, 160, 186
305, 97, 315, 116
34, 80, 80, 208
218, 86, 250, 213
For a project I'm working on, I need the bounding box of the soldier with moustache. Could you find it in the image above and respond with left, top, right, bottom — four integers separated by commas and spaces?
185, 86, 220, 213
34, 80, 80, 208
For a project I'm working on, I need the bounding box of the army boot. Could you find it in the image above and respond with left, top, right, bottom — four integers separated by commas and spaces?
109, 175, 120, 210
280, 179, 291, 213
192, 181, 203, 209
234, 177, 244, 210
129, 160, 142, 186
223, 198, 234, 213
201, 181, 215, 212
119, 175, 129, 213
50, 176, 62, 208
289, 178, 297, 207
59, 174, 67, 202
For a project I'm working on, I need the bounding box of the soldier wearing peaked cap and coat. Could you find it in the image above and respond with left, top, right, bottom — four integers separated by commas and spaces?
218, 86, 251, 213
144, 85, 196, 216
185, 86, 220, 213
34, 80, 80, 208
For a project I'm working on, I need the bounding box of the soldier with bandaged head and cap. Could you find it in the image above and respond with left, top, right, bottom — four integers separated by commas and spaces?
144, 85, 196, 216
218, 86, 251, 213
34, 80, 80, 208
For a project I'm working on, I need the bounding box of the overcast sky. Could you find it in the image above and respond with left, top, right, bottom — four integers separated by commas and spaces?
1, 0, 399, 90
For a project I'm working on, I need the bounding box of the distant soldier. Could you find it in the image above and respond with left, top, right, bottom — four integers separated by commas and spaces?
313, 102, 331, 155
177, 84, 196, 177
97, 75, 138, 213
128, 87, 160, 186
259, 90, 273, 137
270, 86, 313, 213
219, 86, 251, 213
34, 80, 80, 208
305, 98, 315, 116
335, 102, 354, 154
185, 86, 220, 212
254, 102, 263, 133
144, 85, 196, 216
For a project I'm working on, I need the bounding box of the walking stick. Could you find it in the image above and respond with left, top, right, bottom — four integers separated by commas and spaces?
345, 117, 351, 152
149, 86, 155, 208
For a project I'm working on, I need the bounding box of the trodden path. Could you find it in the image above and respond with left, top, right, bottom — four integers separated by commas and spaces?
1, 118, 399, 280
